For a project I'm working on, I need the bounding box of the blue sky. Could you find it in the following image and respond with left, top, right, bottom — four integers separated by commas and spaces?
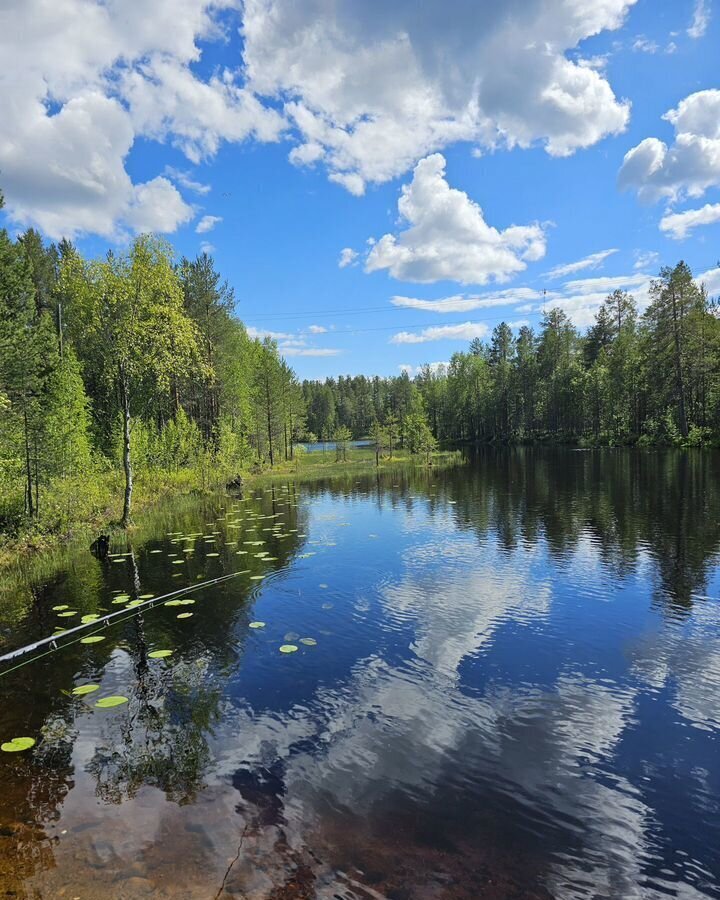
2, 0, 720, 378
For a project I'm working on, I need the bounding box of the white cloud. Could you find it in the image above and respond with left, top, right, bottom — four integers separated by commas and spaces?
391, 321, 490, 344
546, 248, 618, 279
195, 214, 222, 233
633, 249, 660, 271
366, 154, 546, 285
199, 241, 215, 254
280, 346, 341, 357
619, 90, 720, 205
399, 362, 449, 376
632, 36, 658, 53
247, 327, 296, 341
163, 166, 211, 195
338, 247, 359, 268
391, 289, 543, 313
688, 0, 711, 38
0, 1, 282, 238
308, 324, 328, 333
562, 273, 649, 294
243, 0, 635, 194
659, 202, 720, 239
696, 264, 720, 296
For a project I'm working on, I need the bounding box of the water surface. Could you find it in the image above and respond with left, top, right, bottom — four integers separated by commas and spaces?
1, 449, 719, 899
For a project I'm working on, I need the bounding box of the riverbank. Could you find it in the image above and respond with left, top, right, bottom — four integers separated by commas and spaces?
0, 447, 461, 572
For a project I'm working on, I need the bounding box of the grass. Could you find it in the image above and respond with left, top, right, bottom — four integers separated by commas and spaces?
0, 446, 463, 575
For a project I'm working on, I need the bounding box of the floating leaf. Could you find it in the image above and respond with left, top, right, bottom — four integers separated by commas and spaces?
81, 635, 106, 644
138, 594, 154, 599
1, 737, 35, 753
279, 644, 298, 654
81, 614, 100, 624
250, 575, 265, 581
52, 604, 69, 611
165, 599, 182, 607
300, 638, 317, 646
322, 603, 333, 609
148, 649, 173, 659
71, 684, 100, 696
172, 559, 185, 565
95, 696, 128, 709
284, 632, 300, 641
178, 598, 195, 606
177, 612, 193, 619
206, 552, 219, 557
249, 621, 265, 629
113, 594, 130, 602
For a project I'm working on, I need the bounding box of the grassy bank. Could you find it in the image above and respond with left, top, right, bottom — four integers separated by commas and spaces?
0, 447, 461, 572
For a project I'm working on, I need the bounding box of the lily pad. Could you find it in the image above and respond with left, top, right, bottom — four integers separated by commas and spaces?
138, 593, 154, 599
206, 552, 220, 557
1, 737, 35, 753
250, 575, 265, 581
71, 684, 100, 696
57, 611, 77, 618
249, 621, 265, 629
284, 631, 300, 641
81, 614, 100, 624
148, 649, 173, 659
279, 644, 298, 654
52, 604, 69, 611
299, 638, 317, 646
177, 612, 193, 619
95, 696, 128, 709
81, 635, 106, 644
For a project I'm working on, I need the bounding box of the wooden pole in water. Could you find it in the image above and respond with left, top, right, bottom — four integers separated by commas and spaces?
0, 570, 245, 670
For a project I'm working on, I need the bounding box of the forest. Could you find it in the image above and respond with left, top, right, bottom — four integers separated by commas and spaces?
2, 177, 720, 542
303, 266, 720, 449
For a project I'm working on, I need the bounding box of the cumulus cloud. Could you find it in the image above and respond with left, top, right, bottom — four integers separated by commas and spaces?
546, 249, 618, 279
243, 0, 635, 194
366, 154, 546, 284
391, 321, 490, 344
619, 90, 720, 204
688, 0, 711, 38
308, 324, 328, 333
195, 214, 223, 233
338, 247, 359, 268
660, 202, 720, 239
199, 240, 215, 254
0, 0, 282, 238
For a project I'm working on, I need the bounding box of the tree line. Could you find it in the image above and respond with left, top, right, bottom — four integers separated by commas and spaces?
303, 262, 720, 448
0, 189, 303, 530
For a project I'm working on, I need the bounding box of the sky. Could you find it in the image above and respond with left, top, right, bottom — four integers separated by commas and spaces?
1, 0, 720, 379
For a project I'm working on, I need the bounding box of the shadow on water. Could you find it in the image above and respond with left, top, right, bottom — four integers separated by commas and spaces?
0, 450, 719, 898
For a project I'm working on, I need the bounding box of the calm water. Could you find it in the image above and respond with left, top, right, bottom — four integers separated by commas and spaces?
1, 449, 720, 899
301, 439, 373, 453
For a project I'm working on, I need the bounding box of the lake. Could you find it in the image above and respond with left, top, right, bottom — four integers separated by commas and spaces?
0, 448, 719, 899
301, 439, 373, 453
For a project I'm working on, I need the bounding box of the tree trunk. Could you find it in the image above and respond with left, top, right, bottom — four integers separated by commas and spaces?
265, 375, 274, 466
120, 365, 133, 527
23, 406, 34, 518
670, 287, 689, 438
